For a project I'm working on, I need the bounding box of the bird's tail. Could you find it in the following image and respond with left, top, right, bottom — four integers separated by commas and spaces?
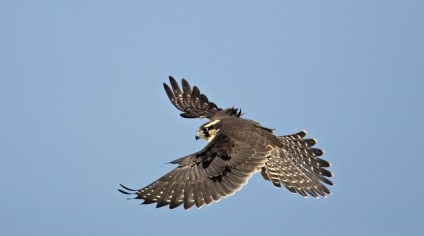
260, 130, 334, 198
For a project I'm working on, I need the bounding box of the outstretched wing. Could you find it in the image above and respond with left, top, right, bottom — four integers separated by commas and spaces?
261, 130, 334, 198
119, 133, 272, 210
163, 76, 222, 118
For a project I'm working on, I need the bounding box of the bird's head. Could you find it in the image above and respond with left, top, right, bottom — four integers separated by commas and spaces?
195, 120, 220, 142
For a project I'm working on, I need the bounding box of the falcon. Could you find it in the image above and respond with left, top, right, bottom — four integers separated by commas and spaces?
119, 76, 333, 210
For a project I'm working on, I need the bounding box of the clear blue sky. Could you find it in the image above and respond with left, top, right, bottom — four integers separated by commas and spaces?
1, 1, 423, 235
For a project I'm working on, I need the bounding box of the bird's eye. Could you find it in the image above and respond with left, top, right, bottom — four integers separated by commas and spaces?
202, 127, 208, 132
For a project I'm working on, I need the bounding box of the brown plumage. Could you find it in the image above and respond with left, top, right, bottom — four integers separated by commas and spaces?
119, 76, 333, 210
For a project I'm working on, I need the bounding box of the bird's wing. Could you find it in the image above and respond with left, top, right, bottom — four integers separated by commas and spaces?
260, 130, 334, 198
119, 132, 273, 210
163, 76, 241, 119
163, 76, 221, 118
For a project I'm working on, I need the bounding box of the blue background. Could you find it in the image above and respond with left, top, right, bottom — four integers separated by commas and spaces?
1, 1, 423, 235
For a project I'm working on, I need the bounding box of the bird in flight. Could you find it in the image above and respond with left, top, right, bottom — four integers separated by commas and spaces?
119, 76, 333, 210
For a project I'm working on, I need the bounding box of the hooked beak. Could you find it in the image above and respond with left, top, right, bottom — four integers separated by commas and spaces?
195, 135, 200, 140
